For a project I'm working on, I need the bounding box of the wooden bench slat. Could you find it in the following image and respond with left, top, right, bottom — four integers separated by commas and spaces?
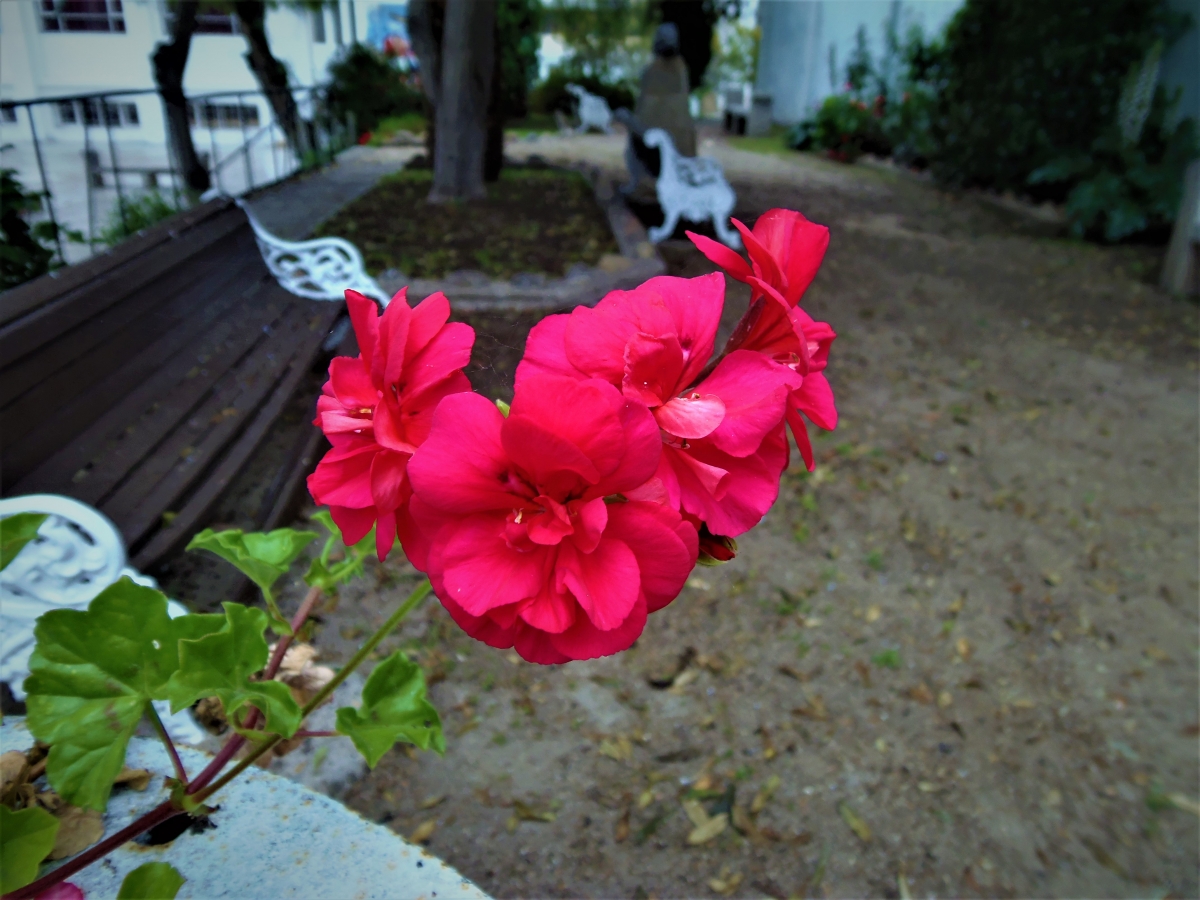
0, 207, 248, 369
130, 303, 340, 568
0, 198, 234, 329
101, 296, 333, 547
1, 244, 268, 483
10, 278, 290, 500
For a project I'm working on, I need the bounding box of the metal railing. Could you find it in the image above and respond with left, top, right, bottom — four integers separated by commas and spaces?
0, 85, 355, 264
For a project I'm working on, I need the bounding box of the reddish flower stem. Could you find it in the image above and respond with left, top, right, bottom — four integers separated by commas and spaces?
145, 702, 188, 784
293, 730, 336, 738
3, 800, 178, 900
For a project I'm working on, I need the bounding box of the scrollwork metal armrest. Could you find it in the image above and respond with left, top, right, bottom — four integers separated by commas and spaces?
236, 199, 391, 307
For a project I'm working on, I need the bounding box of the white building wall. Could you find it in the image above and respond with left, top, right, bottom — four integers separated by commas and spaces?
755, 0, 964, 125
0, 0, 372, 260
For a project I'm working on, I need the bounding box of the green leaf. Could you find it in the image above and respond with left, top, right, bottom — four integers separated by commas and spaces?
24, 578, 224, 810
116, 862, 186, 900
336, 651, 444, 767
167, 603, 302, 739
304, 509, 375, 591
186, 527, 317, 623
1, 511, 48, 570
0, 805, 59, 893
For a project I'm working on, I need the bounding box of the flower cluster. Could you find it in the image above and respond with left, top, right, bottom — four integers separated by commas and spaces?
309, 208, 836, 663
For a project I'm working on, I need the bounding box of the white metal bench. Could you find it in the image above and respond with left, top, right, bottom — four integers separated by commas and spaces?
566, 84, 614, 134
642, 127, 741, 249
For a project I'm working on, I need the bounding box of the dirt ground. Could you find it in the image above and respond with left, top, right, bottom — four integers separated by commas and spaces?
313, 166, 617, 279
270, 134, 1199, 899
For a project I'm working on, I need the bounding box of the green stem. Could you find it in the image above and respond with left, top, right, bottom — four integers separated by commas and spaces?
189, 578, 432, 805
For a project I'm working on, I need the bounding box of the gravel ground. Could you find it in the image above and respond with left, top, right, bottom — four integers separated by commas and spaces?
268, 134, 1198, 899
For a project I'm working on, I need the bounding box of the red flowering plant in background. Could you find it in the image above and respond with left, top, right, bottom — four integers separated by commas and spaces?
4, 208, 835, 900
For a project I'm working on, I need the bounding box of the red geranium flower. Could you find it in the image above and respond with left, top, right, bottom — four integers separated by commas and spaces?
405, 374, 698, 664
307, 288, 474, 560
688, 209, 838, 468
517, 274, 799, 538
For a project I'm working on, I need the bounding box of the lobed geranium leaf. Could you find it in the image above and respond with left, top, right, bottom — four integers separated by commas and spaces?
1, 511, 48, 571
24, 578, 224, 810
304, 509, 375, 591
186, 527, 317, 628
0, 805, 60, 893
335, 651, 444, 768
116, 862, 186, 900
166, 603, 302, 739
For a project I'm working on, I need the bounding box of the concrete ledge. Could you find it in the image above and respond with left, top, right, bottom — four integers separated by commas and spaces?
2, 718, 488, 900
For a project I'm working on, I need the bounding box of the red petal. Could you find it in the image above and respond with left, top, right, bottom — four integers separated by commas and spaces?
698, 350, 795, 457
686, 229, 754, 281
514, 313, 587, 388
439, 515, 549, 616
654, 393, 726, 439
329, 505, 377, 547
752, 209, 830, 306
794, 372, 838, 431
556, 537, 640, 631
518, 581, 577, 633
787, 407, 815, 471
407, 393, 515, 512
605, 501, 697, 612
549, 593, 648, 661
406, 290, 451, 357
377, 291, 412, 387
345, 290, 380, 381
622, 331, 684, 406
732, 219, 784, 290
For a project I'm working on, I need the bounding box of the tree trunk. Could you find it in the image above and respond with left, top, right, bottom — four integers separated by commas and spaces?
408, 0, 444, 162
428, 0, 495, 202
233, 1, 308, 158
483, 17, 504, 183
152, 1, 209, 195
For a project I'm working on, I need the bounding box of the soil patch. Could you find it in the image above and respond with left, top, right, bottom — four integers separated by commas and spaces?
313, 168, 618, 280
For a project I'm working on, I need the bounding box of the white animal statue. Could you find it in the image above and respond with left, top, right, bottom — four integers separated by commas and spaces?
642, 127, 741, 249
566, 83, 613, 134
0, 494, 204, 744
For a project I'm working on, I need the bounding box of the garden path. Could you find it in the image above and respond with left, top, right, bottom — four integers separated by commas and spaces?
243, 145, 418, 239
270, 132, 1198, 899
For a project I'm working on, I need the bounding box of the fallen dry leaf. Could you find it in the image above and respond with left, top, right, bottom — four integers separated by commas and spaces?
686, 811, 728, 845
751, 775, 781, 815
637, 789, 654, 810
598, 736, 634, 762
614, 807, 630, 843
420, 794, 446, 810
838, 801, 872, 842
865, 604, 882, 623
938, 691, 954, 709
731, 804, 756, 836
48, 804, 104, 859
511, 800, 556, 823
956, 637, 972, 660
792, 694, 828, 720
707, 867, 743, 895
1, 751, 29, 805
113, 767, 152, 791
409, 820, 437, 843
1168, 793, 1200, 816
909, 683, 935, 705
682, 799, 710, 829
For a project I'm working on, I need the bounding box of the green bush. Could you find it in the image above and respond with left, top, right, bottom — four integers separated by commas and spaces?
497, 0, 543, 121
324, 43, 424, 136
529, 64, 637, 117
98, 191, 180, 246
787, 94, 889, 163
0, 169, 76, 290
926, 0, 1188, 195
1029, 81, 1199, 242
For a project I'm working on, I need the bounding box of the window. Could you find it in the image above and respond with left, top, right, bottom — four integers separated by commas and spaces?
188, 103, 260, 130
1, 105, 17, 124
312, 7, 326, 43
42, 0, 125, 33
58, 99, 139, 127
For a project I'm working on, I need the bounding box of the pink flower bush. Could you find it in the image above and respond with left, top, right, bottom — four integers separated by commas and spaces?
307, 288, 475, 559
404, 374, 698, 663
516, 275, 799, 538
689, 209, 838, 468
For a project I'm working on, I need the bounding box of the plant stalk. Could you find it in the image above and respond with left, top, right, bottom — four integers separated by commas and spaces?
189, 578, 432, 805
146, 702, 188, 784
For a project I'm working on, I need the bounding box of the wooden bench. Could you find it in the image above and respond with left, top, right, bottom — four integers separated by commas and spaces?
0, 197, 344, 570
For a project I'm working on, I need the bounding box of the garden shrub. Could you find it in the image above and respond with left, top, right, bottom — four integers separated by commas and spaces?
787, 94, 889, 163
0, 169, 79, 290
529, 64, 637, 117
324, 43, 424, 135
925, 0, 1190, 196
98, 191, 181, 246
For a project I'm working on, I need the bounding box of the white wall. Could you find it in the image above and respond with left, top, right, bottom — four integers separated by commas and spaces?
755, 0, 963, 124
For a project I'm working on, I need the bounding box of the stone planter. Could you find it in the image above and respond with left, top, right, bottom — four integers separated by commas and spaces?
378, 163, 666, 313
2, 719, 487, 900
